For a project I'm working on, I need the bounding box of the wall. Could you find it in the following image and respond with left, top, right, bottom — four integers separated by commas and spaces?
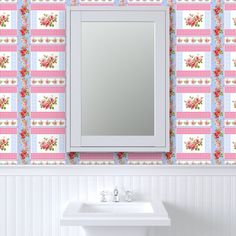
0, 166, 236, 236
0, 0, 235, 165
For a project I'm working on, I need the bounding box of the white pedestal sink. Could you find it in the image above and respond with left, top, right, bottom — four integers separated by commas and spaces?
61, 201, 171, 236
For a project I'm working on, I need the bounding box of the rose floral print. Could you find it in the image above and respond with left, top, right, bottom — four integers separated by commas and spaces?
39, 55, 58, 69
0, 55, 9, 69
185, 137, 203, 151
39, 137, 57, 151
0, 14, 9, 27
185, 13, 203, 27
0, 96, 9, 110
233, 100, 236, 109
233, 17, 236, 26
39, 13, 57, 27
39, 96, 58, 110
114, 152, 128, 165
185, 96, 203, 110
233, 141, 236, 150
233, 58, 236, 67
0, 137, 9, 151
185, 55, 203, 69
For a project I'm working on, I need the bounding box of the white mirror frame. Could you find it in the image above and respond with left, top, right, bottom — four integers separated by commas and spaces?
66, 6, 169, 152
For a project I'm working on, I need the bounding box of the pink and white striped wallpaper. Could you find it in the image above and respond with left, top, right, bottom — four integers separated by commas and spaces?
0, 0, 235, 165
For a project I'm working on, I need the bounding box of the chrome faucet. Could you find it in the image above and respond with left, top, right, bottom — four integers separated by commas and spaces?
113, 187, 119, 202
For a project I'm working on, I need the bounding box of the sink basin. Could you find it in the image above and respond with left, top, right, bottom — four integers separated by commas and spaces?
61, 201, 170, 227
79, 202, 154, 214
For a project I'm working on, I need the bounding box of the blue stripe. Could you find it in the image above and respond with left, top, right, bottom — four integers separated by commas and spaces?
224, 11, 231, 29
31, 12, 38, 29
176, 12, 183, 29
205, 11, 211, 29
205, 134, 211, 153
31, 94, 37, 111
176, 135, 183, 153
176, 94, 183, 112
11, 94, 17, 111
11, 12, 17, 29
11, 135, 17, 153
205, 94, 211, 112
176, 52, 183, 70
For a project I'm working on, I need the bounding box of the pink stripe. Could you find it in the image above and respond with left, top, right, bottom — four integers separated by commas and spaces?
0, 4, 17, 10
225, 153, 236, 160
176, 112, 211, 119
225, 45, 236, 52
224, 87, 236, 93
128, 3, 161, 6
225, 4, 236, 10
225, 71, 236, 77
0, 29, 17, 36
80, 153, 113, 160
0, 45, 17, 52
176, 86, 210, 93
31, 29, 65, 36
31, 112, 65, 119
0, 86, 17, 93
176, 71, 211, 77
31, 45, 65, 52
79, 3, 114, 6
176, 4, 210, 10
177, 29, 211, 36
0, 71, 17, 77
225, 29, 236, 36
31, 4, 65, 10
225, 112, 236, 119
31, 86, 64, 93
128, 153, 162, 160
0, 153, 17, 160
176, 45, 210, 52
31, 71, 65, 77
176, 127, 211, 134
225, 128, 236, 134
31, 153, 65, 160
176, 153, 210, 160
0, 128, 17, 134
31, 128, 65, 134
0, 112, 17, 119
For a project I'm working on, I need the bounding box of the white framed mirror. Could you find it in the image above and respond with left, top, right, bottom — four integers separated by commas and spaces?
66, 6, 169, 152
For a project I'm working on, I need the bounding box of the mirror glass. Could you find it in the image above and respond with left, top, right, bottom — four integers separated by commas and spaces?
81, 22, 155, 136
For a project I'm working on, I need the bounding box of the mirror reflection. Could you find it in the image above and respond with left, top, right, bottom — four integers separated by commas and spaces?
81, 22, 155, 136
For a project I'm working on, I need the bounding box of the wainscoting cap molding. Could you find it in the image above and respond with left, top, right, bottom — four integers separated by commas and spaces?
0, 165, 236, 176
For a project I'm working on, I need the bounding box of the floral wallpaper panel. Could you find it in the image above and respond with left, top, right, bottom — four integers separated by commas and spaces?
0, 0, 235, 165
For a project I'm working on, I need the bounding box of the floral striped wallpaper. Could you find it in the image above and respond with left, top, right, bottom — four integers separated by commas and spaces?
0, 0, 235, 165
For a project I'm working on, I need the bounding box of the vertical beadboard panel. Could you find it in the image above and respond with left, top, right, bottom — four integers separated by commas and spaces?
0, 176, 7, 236
0, 173, 235, 236
42, 176, 50, 236
60, 176, 69, 236
230, 176, 236, 236
6, 176, 16, 236
15, 176, 25, 236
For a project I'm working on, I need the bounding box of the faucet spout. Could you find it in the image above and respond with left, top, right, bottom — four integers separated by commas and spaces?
113, 188, 119, 202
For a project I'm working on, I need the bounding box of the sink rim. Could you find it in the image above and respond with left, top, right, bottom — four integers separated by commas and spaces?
61, 200, 171, 227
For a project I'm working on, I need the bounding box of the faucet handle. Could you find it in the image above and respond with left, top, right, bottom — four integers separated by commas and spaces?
100, 191, 108, 202
125, 190, 133, 202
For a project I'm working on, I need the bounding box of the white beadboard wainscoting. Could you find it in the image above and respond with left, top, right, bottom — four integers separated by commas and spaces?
0, 166, 236, 236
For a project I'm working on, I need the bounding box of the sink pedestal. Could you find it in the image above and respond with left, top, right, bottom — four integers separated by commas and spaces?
83, 226, 148, 236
